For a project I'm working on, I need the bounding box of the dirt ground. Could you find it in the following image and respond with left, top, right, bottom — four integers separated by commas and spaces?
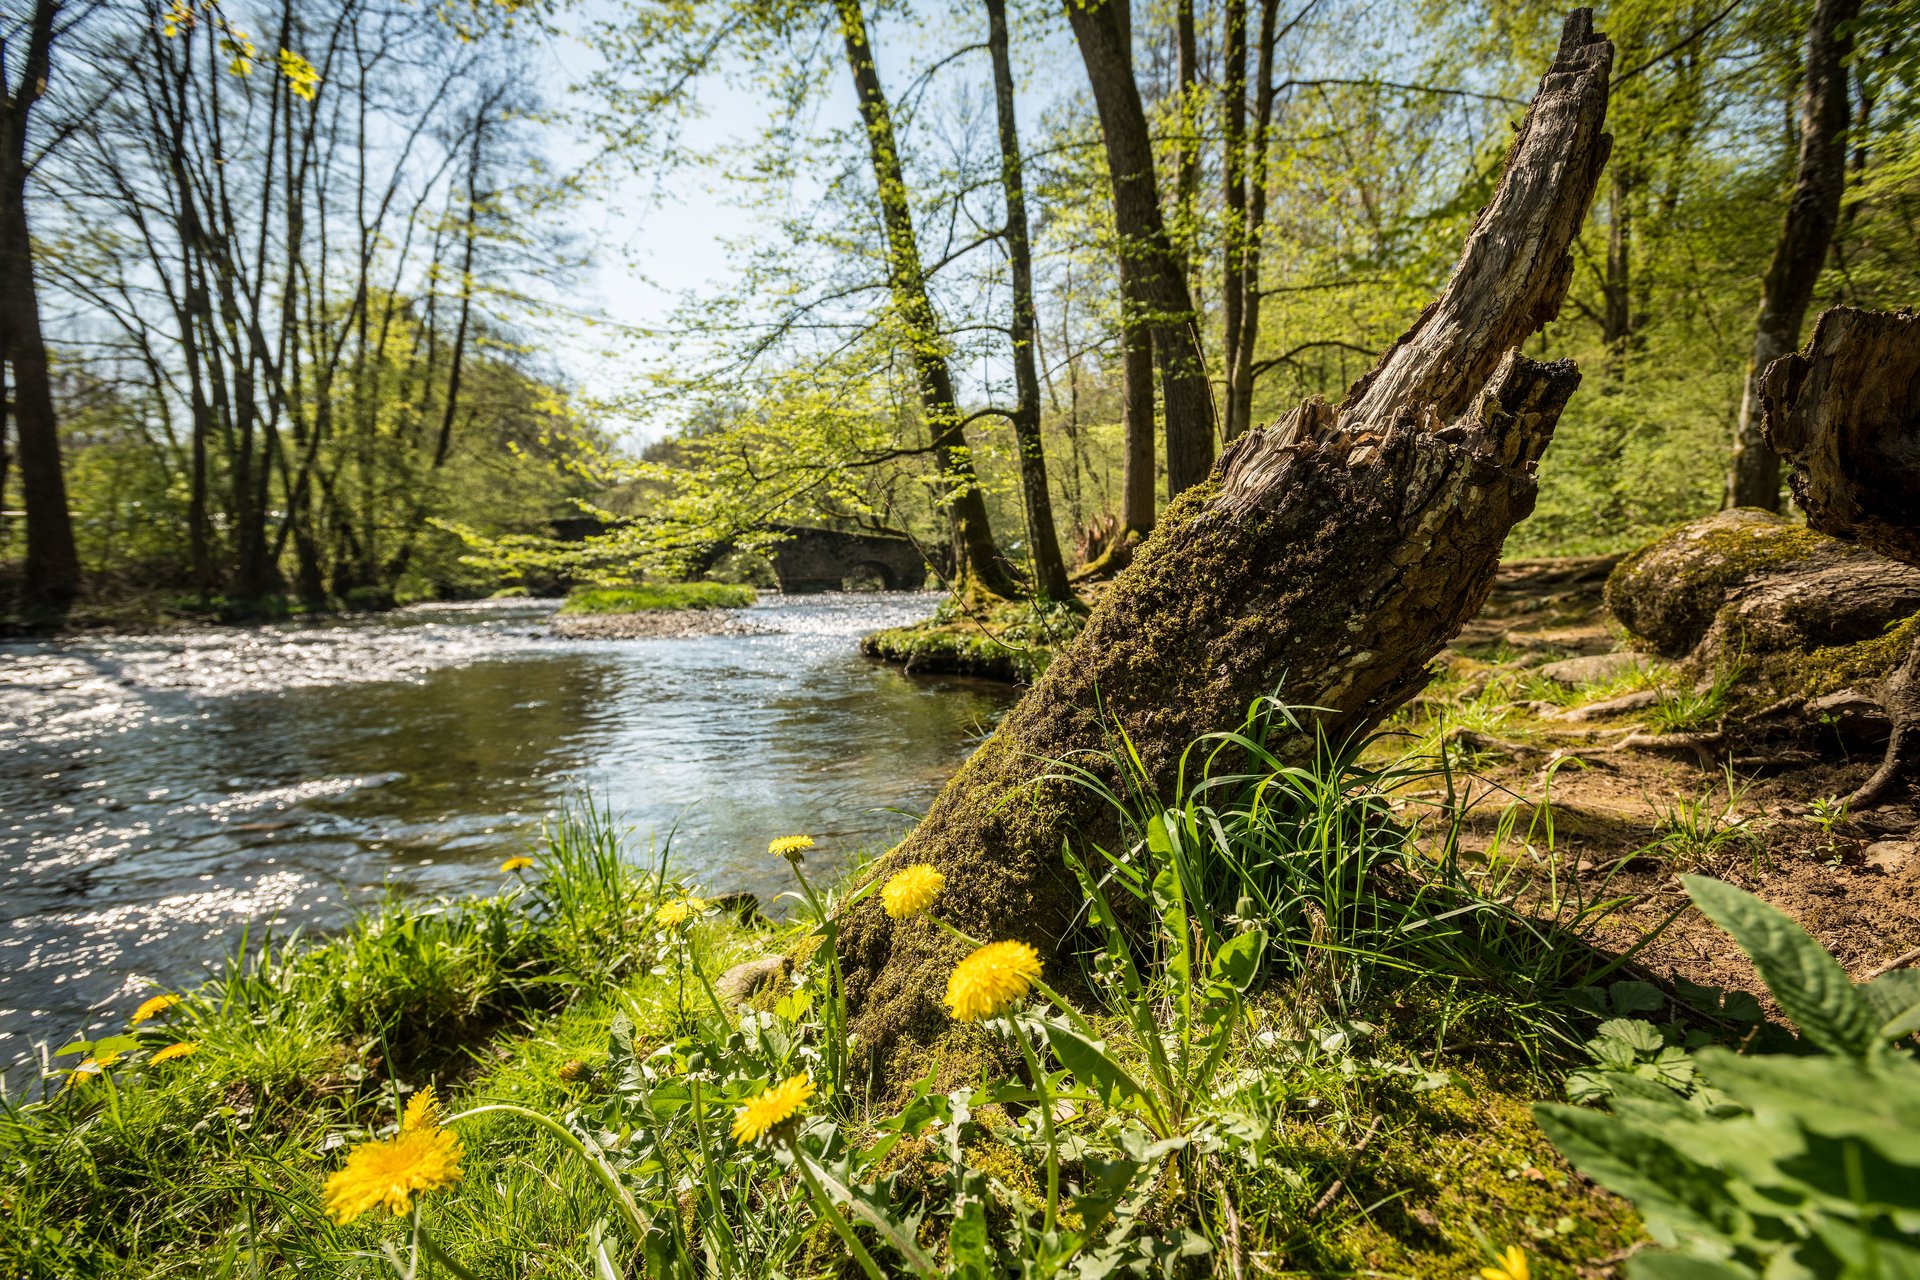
1410, 556, 1920, 1012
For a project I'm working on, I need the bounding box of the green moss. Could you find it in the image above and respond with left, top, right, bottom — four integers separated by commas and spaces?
558, 582, 756, 614
861, 598, 1086, 682
1768, 612, 1919, 698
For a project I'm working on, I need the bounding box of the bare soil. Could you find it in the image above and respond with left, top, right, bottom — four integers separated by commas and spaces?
1421, 555, 1919, 1011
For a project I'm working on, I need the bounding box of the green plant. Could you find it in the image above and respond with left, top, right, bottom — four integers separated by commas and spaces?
1536, 875, 1920, 1279
1647, 764, 1758, 871
557, 582, 756, 615
1648, 659, 1746, 734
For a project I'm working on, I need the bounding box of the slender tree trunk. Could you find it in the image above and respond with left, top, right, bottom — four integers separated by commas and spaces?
835, 0, 1017, 599
1, 0, 79, 618
1220, 0, 1248, 439
1601, 164, 1633, 374
1227, 0, 1278, 440
985, 0, 1071, 602
1727, 0, 1859, 511
1173, 0, 1198, 273
1120, 256, 1156, 541
1066, 0, 1217, 500
838, 12, 1613, 1085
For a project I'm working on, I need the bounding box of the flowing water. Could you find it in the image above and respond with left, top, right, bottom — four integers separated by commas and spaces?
0, 593, 1016, 1083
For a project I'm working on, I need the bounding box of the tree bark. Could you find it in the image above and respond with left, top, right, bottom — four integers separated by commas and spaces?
1173, 0, 1199, 274
1120, 259, 1156, 542
1226, 0, 1279, 443
840, 10, 1613, 1083
1, 0, 80, 618
836, 0, 1018, 600
1066, 0, 1217, 501
1220, 0, 1248, 439
985, 0, 1071, 602
1762, 305, 1920, 808
1726, 0, 1859, 511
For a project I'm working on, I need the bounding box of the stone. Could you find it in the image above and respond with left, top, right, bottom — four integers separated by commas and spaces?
713, 955, 791, 1007
1864, 840, 1914, 873
1536, 652, 1647, 688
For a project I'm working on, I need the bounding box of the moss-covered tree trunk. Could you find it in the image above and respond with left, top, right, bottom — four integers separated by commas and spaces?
839, 11, 1615, 1083
1763, 305, 1920, 809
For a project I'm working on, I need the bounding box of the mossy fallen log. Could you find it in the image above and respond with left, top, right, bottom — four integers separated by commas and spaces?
836, 11, 1616, 1085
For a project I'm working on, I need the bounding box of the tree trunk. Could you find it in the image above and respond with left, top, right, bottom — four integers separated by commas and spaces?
835, 0, 1017, 600
1173, 0, 1199, 274
1120, 259, 1156, 543
1762, 305, 1920, 808
1227, 0, 1279, 443
839, 11, 1614, 1084
985, 0, 1072, 602
1, 0, 80, 619
1066, 0, 1216, 500
1727, 0, 1859, 511
1220, 0, 1248, 439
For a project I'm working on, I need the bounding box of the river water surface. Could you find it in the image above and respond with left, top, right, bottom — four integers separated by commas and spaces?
0, 593, 1015, 1083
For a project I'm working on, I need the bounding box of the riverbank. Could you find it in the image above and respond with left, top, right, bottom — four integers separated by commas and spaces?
3, 794, 1643, 1279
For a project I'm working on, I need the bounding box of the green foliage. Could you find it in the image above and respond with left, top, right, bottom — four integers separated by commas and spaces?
557, 582, 758, 615
1648, 661, 1747, 734
1537, 876, 1920, 1280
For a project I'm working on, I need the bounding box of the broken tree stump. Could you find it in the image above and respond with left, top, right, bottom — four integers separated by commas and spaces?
1763, 306, 1920, 810
837, 10, 1614, 1084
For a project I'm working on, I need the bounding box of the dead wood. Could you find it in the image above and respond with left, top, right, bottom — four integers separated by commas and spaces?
1763, 306, 1920, 810
836, 10, 1614, 1085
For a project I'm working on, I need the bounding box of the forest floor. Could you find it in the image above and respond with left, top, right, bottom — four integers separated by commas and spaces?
1398, 555, 1919, 1008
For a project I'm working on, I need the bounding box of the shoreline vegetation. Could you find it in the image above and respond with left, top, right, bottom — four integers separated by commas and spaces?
548, 583, 764, 640
11, 703, 1915, 1277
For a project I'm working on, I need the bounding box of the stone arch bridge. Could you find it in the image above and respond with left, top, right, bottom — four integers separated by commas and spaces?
548, 519, 934, 593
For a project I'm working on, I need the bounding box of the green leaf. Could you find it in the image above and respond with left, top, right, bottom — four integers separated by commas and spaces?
1682, 876, 1879, 1059
1863, 970, 1920, 1041
1533, 1102, 1734, 1242
1610, 980, 1667, 1015
946, 1171, 991, 1280
1598, 1017, 1665, 1056
1036, 1018, 1148, 1110
1625, 1253, 1756, 1279
1207, 929, 1268, 993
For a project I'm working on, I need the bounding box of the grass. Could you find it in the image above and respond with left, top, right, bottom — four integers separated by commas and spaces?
1, 716, 1682, 1279
557, 582, 756, 615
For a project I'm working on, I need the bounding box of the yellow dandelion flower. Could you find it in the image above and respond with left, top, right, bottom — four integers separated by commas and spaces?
556, 1059, 590, 1083
322, 1126, 464, 1223
881, 864, 945, 920
499, 855, 534, 873
401, 1084, 441, 1132
132, 993, 180, 1024
768, 834, 814, 860
945, 940, 1042, 1022
730, 1073, 815, 1144
1479, 1245, 1530, 1280
654, 899, 695, 929
149, 1041, 198, 1065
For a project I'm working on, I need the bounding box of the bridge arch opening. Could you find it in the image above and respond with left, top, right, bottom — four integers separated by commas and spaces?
843, 561, 897, 592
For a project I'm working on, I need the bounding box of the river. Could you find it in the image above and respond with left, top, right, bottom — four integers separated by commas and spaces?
0, 593, 1015, 1086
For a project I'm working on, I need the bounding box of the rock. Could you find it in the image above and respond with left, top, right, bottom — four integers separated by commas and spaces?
1864, 840, 1914, 873
1550, 689, 1659, 721
1605, 509, 1920, 660
1536, 652, 1647, 688
713, 955, 791, 1007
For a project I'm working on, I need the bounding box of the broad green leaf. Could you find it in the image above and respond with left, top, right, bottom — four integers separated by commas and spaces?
946, 1173, 990, 1280
1533, 1102, 1735, 1242
1036, 1018, 1149, 1111
1599, 1018, 1665, 1055
1610, 980, 1667, 1015
1683, 876, 1878, 1059
1208, 929, 1268, 993
1625, 1253, 1756, 1279
1863, 970, 1920, 1041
